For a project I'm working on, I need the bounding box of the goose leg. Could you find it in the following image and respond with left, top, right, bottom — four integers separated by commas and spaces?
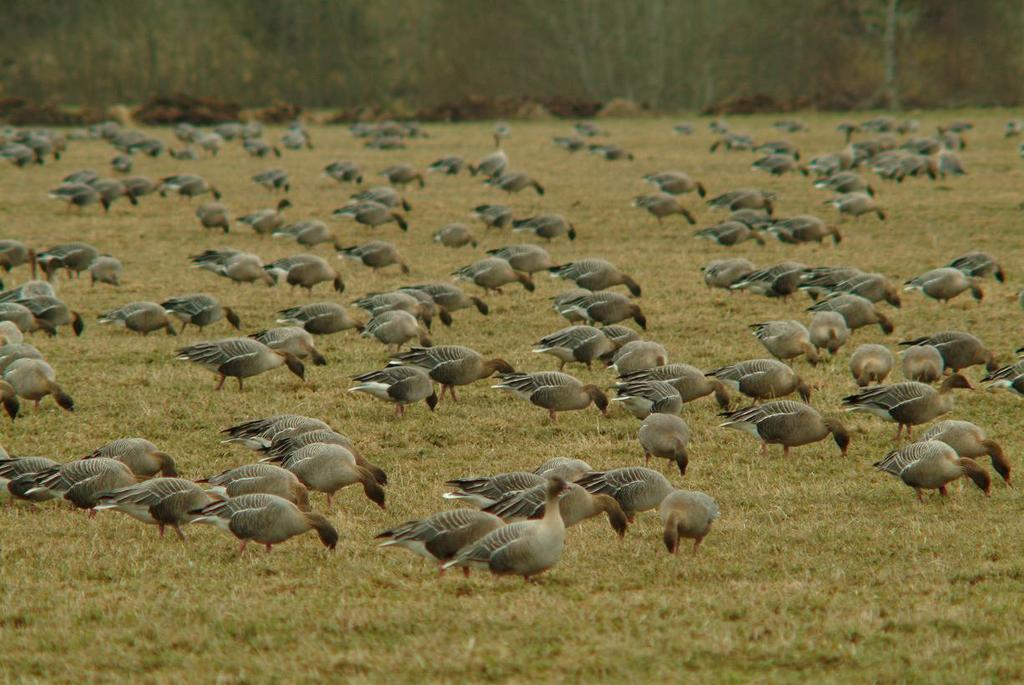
215, 375, 226, 391
462, 567, 470, 578
783, 446, 791, 458
939, 485, 948, 497
915, 488, 924, 502
548, 409, 558, 423
173, 525, 186, 541
643, 451, 650, 466
693, 537, 704, 553
236, 377, 244, 391
450, 386, 459, 402
760, 442, 768, 457
158, 524, 165, 538
238, 540, 248, 556
265, 543, 273, 553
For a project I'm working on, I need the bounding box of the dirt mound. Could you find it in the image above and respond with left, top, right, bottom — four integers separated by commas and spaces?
0, 98, 105, 126
701, 94, 816, 115
254, 101, 303, 124
328, 95, 604, 124
133, 94, 241, 125
597, 98, 650, 118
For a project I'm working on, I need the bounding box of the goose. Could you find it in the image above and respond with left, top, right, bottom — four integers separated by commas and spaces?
0, 321, 23, 345
323, 160, 362, 184
191, 493, 338, 554
35, 242, 99, 279
28, 457, 136, 511
512, 215, 574, 241
338, 241, 409, 274
1006, 120, 1023, 138
813, 171, 873, 194
442, 476, 570, 581
673, 122, 696, 135
807, 294, 893, 333
195, 202, 230, 233
574, 122, 605, 137
708, 188, 774, 213
632, 193, 696, 224
702, 259, 755, 290
48, 182, 100, 211
492, 372, 609, 422
825, 192, 885, 220
904, 267, 983, 304
722, 211, 772, 229
898, 331, 996, 373
376, 509, 504, 573
95, 478, 214, 539
243, 138, 281, 158
433, 224, 477, 248
281, 127, 313, 150
471, 204, 513, 230
90, 178, 140, 212
98, 302, 176, 336
277, 302, 360, 336
19, 296, 84, 336
0, 240, 37, 279
874, 441, 990, 501
273, 220, 340, 249
0, 342, 42, 375
532, 325, 618, 370
0, 456, 59, 501
487, 170, 544, 195
388, 346, 514, 402
946, 251, 1004, 282
444, 472, 546, 508
267, 443, 385, 509
660, 490, 719, 554
200, 463, 311, 509
354, 291, 450, 330
900, 345, 945, 383
361, 310, 431, 351
752, 154, 799, 176
606, 340, 668, 374
380, 164, 424, 188
549, 259, 641, 295
768, 216, 841, 245
612, 380, 683, 419
720, 400, 849, 457
576, 467, 673, 521
162, 294, 241, 333
589, 144, 633, 161
730, 262, 806, 298
3, 358, 73, 412
468, 134, 508, 178
264, 254, 344, 294
808, 311, 849, 356
0, 303, 54, 336
158, 174, 221, 200
333, 201, 408, 231
849, 344, 894, 387
799, 269, 901, 307
349, 366, 438, 416
750, 320, 820, 365
2, 143, 36, 167
257, 428, 385, 486
169, 147, 198, 160
250, 327, 326, 366
709, 133, 755, 152
919, 420, 1010, 485
619, 363, 731, 409
756, 140, 800, 158
483, 482, 628, 538
638, 413, 690, 475
85, 438, 176, 478
0, 280, 55, 304
88, 256, 122, 286
553, 136, 586, 152
221, 415, 331, 450
486, 245, 554, 274
982, 361, 1024, 397
842, 374, 972, 439
554, 291, 646, 329
453, 258, 534, 293
0, 379, 18, 419
238, 198, 291, 235
351, 186, 412, 211
401, 284, 488, 317
175, 338, 305, 390
190, 249, 276, 287
695, 221, 765, 247
533, 457, 593, 481
252, 168, 289, 193
705, 358, 812, 403
643, 171, 706, 197
427, 156, 465, 175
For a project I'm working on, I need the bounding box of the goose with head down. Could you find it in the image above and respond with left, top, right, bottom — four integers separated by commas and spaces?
750, 320, 820, 365
199, 462, 311, 510
555, 291, 646, 329
376, 509, 504, 574
532, 325, 618, 371
264, 442, 385, 510
842, 374, 973, 440
483, 481, 628, 538
492, 371, 609, 423
720, 400, 849, 457
705, 358, 811, 403
175, 338, 305, 391
94, 478, 214, 539
849, 344, 894, 387
3, 358, 74, 412
453, 258, 534, 294
576, 467, 674, 522
549, 258, 641, 295
191, 493, 337, 555
162, 294, 241, 333
898, 331, 997, 373
639, 413, 691, 475
619, 363, 731, 409
660, 490, 719, 554
85, 438, 176, 478
349, 366, 438, 417
874, 440, 991, 501
918, 420, 1011, 485
904, 267, 983, 304
388, 346, 513, 402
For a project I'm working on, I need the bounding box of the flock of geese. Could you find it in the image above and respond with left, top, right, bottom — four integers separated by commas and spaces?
0, 113, 1019, 581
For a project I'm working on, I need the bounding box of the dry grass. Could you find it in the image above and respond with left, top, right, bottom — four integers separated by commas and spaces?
2, 111, 1024, 684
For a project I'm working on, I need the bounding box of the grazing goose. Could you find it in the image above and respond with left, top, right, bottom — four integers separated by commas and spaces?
195, 202, 231, 233
433, 224, 477, 248
175, 338, 305, 390
278, 302, 360, 335
549, 259, 641, 295
553, 136, 585, 152
88, 256, 122, 286
0, 380, 19, 419
380, 164, 425, 188
901, 345, 945, 383
158, 174, 221, 200
191, 249, 276, 287
453, 258, 534, 293
250, 327, 326, 366
483, 482, 628, 538
243, 138, 281, 158
849, 344, 894, 387
354, 290, 450, 330
258, 429, 386, 487
589, 144, 633, 161
49, 182, 100, 210
28, 457, 135, 511
808, 311, 849, 356
825, 192, 885, 220
702, 259, 755, 290
221, 415, 331, 450
201, 463, 311, 509
512, 215, 576, 241
0, 280, 55, 304
660, 490, 719, 554
709, 133, 755, 152
350, 186, 411, 211
813, 171, 873, 194
487, 170, 544, 195
919, 420, 1011, 485
95, 478, 214, 539
632, 193, 697, 224
486, 245, 553, 274
708, 188, 774, 213
444, 472, 546, 508
720, 401, 849, 457
361, 310, 431, 351
333, 201, 409, 231
555, 291, 646, 329
768, 216, 841, 245
401, 284, 489, 317
86, 438, 176, 478
162, 294, 240, 333
619, 363, 731, 409
799, 269, 901, 307
644, 171, 706, 197
442, 477, 570, 580
898, 331, 996, 373
807, 294, 894, 333
842, 374, 972, 440
273, 220, 340, 249
376, 509, 504, 573
98, 302, 176, 336
3, 359, 73, 412
730, 262, 806, 298
533, 458, 593, 481
265, 254, 344, 294
427, 156, 466, 175
904, 267, 983, 304
0, 342, 42, 374
0, 240, 37, 279
947, 251, 1005, 282
874, 441, 990, 501
638, 413, 690, 475
471, 204, 513, 230
469, 135, 508, 178
695, 221, 765, 247
268, 443, 385, 509
252, 168, 289, 192
705, 358, 812, 403
576, 467, 673, 521
0, 320, 23, 345
492, 372, 609, 422
349, 366, 438, 416
192, 493, 338, 554
750, 320, 820, 365
36, 242, 99, 280
19, 297, 84, 336
338, 241, 409, 274
533, 325, 618, 370
612, 380, 683, 419
981, 361, 1024, 397
606, 340, 668, 374
0, 456, 59, 501
238, 199, 291, 235
389, 346, 514, 401
752, 154, 799, 176
0, 303, 54, 336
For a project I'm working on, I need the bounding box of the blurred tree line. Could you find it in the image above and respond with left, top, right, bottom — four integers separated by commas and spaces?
1, 0, 1021, 110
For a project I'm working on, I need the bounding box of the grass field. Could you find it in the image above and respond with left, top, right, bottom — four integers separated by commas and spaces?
2, 110, 1024, 684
